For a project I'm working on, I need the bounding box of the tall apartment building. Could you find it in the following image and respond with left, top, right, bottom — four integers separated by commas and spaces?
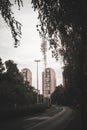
42, 68, 56, 97
21, 68, 32, 86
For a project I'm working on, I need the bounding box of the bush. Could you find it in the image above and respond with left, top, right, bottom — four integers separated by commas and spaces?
0, 104, 49, 120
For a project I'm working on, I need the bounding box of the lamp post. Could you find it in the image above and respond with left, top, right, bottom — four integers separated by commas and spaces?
34, 60, 40, 104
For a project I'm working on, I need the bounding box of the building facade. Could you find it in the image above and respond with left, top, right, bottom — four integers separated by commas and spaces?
42, 68, 56, 97
21, 68, 32, 86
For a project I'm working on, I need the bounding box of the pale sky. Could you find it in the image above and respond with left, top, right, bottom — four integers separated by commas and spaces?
0, 0, 63, 93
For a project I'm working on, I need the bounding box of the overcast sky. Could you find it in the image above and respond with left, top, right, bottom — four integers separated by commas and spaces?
0, 0, 63, 93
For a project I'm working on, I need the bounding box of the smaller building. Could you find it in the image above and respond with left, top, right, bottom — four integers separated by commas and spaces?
21, 68, 32, 86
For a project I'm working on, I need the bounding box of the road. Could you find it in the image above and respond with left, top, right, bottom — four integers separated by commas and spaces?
0, 106, 75, 130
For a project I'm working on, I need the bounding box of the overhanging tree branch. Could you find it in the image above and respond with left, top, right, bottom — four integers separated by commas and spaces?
0, 0, 23, 47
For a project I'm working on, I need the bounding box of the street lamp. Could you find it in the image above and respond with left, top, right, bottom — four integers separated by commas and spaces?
34, 60, 40, 104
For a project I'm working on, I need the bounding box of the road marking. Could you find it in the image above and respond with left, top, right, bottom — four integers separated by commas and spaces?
25, 116, 50, 120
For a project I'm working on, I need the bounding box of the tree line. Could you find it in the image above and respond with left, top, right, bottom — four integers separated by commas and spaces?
51, 84, 80, 107
0, 58, 37, 110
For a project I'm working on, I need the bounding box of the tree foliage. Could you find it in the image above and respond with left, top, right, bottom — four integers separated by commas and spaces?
0, 58, 37, 109
5, 60, 21, 83
31, 0, 87, 61
0, 0, 23, 47
31, 0, 87, 94
31, 1, 87, 128
51, 84, 65, 105
0, 58, 5, 74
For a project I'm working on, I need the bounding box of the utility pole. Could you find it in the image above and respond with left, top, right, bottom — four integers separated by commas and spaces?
34, 60, 40, 104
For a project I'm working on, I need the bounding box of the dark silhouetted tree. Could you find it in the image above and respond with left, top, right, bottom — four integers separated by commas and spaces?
51, 84, 65, 105
0, 59, 37, 109
5, 60, 23, 83
32, 1, 87, 129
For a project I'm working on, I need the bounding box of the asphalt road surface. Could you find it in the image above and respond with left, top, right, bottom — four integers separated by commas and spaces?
0, 106, 75, 130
